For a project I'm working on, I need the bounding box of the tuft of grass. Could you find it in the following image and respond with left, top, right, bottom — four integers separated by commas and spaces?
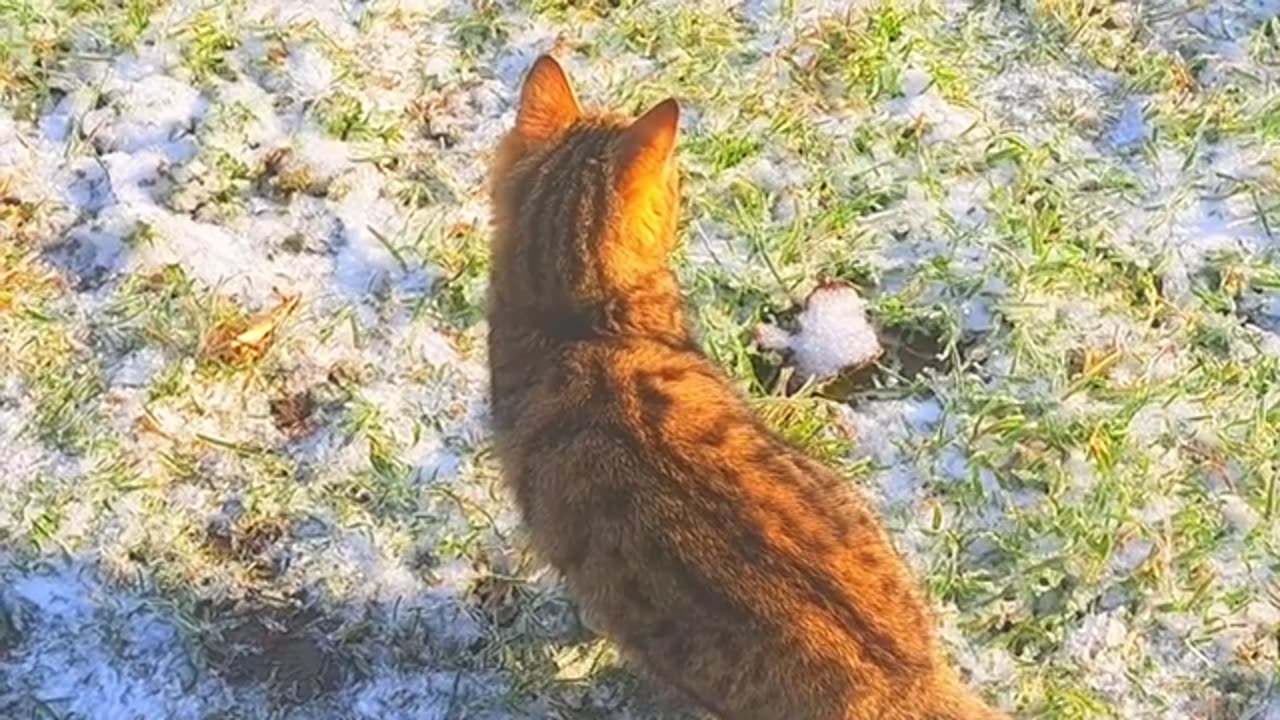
452, 0, 509, 55
314, 92, 403, 143
109, 0, 164, 48
684, 132, 763, 173
794, 1, 926, 108
176, 10, 239, 84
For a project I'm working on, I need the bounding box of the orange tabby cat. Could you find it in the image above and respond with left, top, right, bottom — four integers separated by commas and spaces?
486, 55, 1009, 720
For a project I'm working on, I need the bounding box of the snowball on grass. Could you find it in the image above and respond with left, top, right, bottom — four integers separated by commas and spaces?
756, 282, 883, 380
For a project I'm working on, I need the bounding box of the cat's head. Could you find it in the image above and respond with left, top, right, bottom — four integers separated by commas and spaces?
489, 55, 682, 299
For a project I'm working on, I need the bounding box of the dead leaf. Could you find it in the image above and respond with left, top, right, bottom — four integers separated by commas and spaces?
260, 147, 291, 177
270, 389, 316, 439
470, 573, 521, 627
202, 289, 301, 365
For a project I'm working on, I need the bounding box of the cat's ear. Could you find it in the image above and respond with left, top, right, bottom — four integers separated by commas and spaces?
515, 55, 580, 141
616, 98, 679, 189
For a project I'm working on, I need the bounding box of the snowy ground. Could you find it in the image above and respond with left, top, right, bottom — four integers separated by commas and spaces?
2, 0, 1280, 717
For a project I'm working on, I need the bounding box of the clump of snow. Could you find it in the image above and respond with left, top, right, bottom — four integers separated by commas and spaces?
941, 175, 992, 227
216, 80, 287, 149
1220, 494, 1260, 534
287, 45, 336, 99
331, 169, 436, 297
1065, 611, 1138, 698
756, 282, 883, 380
885, 67, 979, 143
86, 71, 207, 163
979, 63, 1113, 142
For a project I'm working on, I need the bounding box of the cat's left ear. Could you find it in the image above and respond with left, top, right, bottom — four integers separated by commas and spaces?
616, 98, 679, 190
515, 55, 581, 141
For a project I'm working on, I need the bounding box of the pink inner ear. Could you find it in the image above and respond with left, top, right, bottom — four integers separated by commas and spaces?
515, 55, 581, 141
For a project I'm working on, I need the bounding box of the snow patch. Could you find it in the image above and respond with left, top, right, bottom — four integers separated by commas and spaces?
756, 283, 883, 380
0, 564, 230, 719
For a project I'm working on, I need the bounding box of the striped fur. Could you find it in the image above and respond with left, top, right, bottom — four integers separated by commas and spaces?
485, 55, 1009, 720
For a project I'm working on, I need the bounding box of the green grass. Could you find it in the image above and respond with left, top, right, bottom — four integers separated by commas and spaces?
177, 9, 240, 83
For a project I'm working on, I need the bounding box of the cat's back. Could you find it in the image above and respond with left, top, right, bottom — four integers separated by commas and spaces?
498, 339, 936, 655
491, 335, 722, 482
509, 342, 967, 719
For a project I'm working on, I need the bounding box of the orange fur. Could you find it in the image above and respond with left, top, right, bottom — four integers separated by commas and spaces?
486, 54, 1010, 720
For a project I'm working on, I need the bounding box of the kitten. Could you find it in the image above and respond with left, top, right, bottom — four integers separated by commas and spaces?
486, 55, 1009, 720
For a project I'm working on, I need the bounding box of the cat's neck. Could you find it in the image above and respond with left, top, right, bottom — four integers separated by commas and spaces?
492, 267, 691, 347
606, 267, 689, 339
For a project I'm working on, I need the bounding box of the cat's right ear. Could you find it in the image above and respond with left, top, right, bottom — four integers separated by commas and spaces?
615, 97, 679, 192
515, 55, 580, 141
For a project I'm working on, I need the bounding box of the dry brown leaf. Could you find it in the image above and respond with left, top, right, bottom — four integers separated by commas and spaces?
269, 389, 316, 439
202, 289, 301, 365
470, 573, 521, 627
